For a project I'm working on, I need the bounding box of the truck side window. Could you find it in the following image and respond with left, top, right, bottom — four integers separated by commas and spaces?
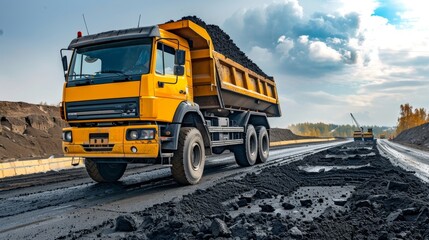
156, 43, 176, 75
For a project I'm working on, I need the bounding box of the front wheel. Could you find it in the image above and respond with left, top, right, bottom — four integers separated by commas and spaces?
84, 158, 127, 183
171, 127, 206, 185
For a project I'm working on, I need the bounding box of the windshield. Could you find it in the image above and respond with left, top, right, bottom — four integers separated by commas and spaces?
68, 39, 152, 84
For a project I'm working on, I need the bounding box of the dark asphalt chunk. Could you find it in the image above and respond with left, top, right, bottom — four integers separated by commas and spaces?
114, 215, 137, 232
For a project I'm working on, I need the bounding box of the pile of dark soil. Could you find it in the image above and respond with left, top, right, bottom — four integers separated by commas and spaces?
90, 141, 429, 239
270, 127, 313, 142
0, 101, 67, 161
176, 16, 271, 79
394, 122, 429, 150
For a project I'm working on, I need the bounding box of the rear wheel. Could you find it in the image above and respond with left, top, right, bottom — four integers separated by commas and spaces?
256, 126, 269, 163
84, 158, 127, 183
234, 124, 258, 166
171, 127, 206, 185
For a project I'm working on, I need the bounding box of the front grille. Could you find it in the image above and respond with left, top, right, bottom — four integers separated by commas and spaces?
82, 144, 115, 152
66, 98, 139, 120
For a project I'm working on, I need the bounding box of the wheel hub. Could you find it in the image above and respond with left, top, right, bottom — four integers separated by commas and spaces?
250, 134, 257, 156
191, 143, 202, 170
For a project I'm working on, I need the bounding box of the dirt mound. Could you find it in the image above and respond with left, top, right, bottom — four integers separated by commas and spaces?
85, 141, 429, 240
394, 122, 429, 150
175, 16, 271, 79
0, 101, 67, 161
270, 128, 312, 142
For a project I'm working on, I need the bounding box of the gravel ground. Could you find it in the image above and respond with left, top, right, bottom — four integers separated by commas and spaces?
72, 141, 429, 239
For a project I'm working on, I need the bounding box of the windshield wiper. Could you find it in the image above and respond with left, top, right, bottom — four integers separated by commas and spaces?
68, 74, 94, 86
75, 80, 93, 86
98, 70, 131, 81
69, 73, 93, 79
98, 70, 125, 74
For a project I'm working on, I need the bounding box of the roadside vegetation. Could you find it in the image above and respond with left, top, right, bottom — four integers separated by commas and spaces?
396, 103, 429, 135
289, 122, 393, 138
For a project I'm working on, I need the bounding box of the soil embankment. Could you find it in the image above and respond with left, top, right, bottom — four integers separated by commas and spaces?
270, 128, 313, 142
0, 101, 67, 161
394, 122, 429, 151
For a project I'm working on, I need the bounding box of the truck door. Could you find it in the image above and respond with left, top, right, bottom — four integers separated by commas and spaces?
154, 41, 188, 102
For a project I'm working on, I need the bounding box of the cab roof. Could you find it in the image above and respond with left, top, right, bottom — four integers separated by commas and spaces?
68, 26, 160, 49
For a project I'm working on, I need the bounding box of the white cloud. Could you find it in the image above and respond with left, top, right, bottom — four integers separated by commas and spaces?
247, 46, 276, 72
308, 41, 342, 62
336, 0, 380, 16
298, 35, 309, 44
276, 36, 294, 57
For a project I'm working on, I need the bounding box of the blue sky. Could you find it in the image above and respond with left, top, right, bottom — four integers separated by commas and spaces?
1, 0, 428, 127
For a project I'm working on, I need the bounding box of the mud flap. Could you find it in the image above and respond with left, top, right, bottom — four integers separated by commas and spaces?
71, 157, 81, 166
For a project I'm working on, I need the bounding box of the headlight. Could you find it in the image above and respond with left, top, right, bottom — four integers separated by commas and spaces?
129, 130, 139, 140
63, 131, 72, 142
126, 129, 155, 140
140, 130, 155, 140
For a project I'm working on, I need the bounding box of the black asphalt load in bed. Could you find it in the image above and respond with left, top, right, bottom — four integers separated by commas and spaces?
179, 16, 272, 80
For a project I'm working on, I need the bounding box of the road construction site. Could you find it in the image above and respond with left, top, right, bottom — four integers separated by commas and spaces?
1, 139, 429, 240
1, 15, 429, 240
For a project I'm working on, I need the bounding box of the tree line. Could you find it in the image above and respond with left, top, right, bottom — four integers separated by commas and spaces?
396, 103, 429, 135
289, 122, 394, 138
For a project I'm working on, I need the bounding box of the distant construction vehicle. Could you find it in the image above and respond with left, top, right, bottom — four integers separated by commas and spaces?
350, 113, 363, 141
350, 113, 374, 141
363, 128, 374, 141
59, 19, 281, 185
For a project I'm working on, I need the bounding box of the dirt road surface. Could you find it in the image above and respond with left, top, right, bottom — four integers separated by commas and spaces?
379, 139, 429, 182
1, 140, 429, 239
0, 141, 346, 239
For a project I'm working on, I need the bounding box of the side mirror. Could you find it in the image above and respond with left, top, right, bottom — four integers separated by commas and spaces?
175, 50, 185, 66
62, 56, 68, 71
174, 65, 185, 76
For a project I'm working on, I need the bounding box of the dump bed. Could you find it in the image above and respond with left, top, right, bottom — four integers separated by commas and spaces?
160, 20, 281, 117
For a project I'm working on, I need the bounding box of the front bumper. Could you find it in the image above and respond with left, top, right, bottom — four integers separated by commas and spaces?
62, 125, 159, 158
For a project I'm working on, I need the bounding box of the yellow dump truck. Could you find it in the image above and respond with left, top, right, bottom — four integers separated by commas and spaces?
353, 130, 363, 141
59, 20, 281, 184
363, 128, 374, 141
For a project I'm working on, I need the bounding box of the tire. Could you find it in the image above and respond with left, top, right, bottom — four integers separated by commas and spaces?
256, 126, 269, 163
171, 127, 206, 185
234, 124, 258, 167
84, 158, 127, 183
